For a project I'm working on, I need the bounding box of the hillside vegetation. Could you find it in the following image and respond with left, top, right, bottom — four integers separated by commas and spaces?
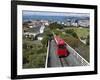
48, 23, 90, 62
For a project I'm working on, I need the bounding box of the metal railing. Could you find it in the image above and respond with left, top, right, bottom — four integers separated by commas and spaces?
45, 41, 50, 68
66, 43, 90, 66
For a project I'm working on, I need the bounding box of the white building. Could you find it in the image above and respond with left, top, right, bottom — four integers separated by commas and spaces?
40, 25, 45, 33
37, 34, 44, 40
78, 20, 89, 27
71, 22, 78, 26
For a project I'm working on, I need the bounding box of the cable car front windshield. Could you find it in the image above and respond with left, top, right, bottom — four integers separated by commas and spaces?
58, 45, 66, 49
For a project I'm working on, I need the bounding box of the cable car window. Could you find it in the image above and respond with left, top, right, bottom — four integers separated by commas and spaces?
58, 45, 66, 49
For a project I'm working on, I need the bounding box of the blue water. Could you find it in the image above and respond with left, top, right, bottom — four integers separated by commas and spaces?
23, 15, 89, 22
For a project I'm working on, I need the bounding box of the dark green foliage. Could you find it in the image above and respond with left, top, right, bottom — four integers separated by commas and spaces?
23, 42, 27, 49
53, 29, 62, 36
65, 29, 78, 39
41, 36, 48, 47
37, 47, 47, 54
86, 35, 90, 45
41, 29, 53, 47
23, 53, 46, 68
63, 36, 79, 48
49, 22, 63, 30
23, 40, 47, 68
80, 36, 86, 40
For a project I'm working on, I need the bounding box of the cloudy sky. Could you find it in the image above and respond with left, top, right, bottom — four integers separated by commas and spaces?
23, 11, 89, 17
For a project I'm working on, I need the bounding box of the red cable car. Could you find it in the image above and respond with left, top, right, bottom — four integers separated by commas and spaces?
54, 36, 69, 58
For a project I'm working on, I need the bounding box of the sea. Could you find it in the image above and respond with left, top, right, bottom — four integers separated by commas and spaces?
23, 15, 89, 22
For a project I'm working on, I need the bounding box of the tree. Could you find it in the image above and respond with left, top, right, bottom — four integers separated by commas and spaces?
23, 42, 27, 49
63, 37, 79, 48
71, 32, 78, 39
86, 35, 89, 45
41, 36, 48, 47
49, 22, 63, 30
65, 29, 78, 39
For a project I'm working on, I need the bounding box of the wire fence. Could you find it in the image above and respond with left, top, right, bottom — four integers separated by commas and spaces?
66, 43, 90, 66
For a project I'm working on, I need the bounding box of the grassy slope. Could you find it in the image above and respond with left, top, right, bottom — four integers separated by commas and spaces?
62, 32, 90, 62
65, 27, 89, 38
74, 28, 89, 38
52, 26, 90, 62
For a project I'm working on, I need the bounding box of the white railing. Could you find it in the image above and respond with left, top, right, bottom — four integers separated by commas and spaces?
52, 32, 89, 66
66, 43, 90, 66
45, 41, 50, 68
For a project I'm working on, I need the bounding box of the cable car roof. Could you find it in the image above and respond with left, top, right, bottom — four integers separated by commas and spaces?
54, 36, 65, 45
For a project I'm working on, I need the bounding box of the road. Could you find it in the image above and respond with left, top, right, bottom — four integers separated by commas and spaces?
47, 40, 82, 67
48, 40, 62, 67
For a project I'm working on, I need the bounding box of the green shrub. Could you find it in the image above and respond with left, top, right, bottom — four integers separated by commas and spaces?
63, 37, 79, 48
65, 29, 78, 39
24, 54, 46, 68
86, 35, 90, 45
49, 22, 63, 30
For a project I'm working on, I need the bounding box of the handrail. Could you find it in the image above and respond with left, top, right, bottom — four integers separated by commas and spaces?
45, 41, 50, 68
66, 43, 90, 66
